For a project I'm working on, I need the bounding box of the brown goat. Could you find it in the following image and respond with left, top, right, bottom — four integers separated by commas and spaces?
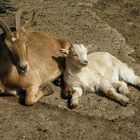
0, 10, 69, 105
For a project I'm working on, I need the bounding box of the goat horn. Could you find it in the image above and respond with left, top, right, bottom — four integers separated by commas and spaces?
15, 9, 23, 31
0, 19, 12, 38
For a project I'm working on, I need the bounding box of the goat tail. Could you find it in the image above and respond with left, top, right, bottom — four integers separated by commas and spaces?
119, 63, 138, 85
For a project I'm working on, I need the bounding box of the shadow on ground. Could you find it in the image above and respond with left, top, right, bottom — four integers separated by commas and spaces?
0, 0, 16, 14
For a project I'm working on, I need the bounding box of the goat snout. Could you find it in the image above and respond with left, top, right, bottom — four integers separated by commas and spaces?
81, 60, 88, 66
19, 64, 28, 73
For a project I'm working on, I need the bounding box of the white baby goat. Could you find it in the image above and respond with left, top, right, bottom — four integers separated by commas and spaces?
60, 44, 140, 108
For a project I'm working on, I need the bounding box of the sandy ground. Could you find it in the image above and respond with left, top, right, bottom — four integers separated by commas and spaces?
0, 0, 140, 140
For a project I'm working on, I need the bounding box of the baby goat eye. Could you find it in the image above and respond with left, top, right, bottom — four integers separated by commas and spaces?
73, 54, 78, 57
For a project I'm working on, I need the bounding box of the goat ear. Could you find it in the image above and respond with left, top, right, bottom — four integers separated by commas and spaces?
22, 12, 35, 31
4, 38, 13, 51
60, 48, 70, 57
86, 44, 92, 50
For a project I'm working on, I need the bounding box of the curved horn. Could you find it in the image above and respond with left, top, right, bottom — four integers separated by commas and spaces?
0, 19, 12, 38
15, 9, 23, 31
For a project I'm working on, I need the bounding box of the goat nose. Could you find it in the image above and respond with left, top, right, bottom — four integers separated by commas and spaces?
84, 60, 88, 65
19, 65, 28, 72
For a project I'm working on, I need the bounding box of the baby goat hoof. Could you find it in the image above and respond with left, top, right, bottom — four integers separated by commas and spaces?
63, 92, 72, 99
120, 97, 130, 107
70, 99, 79, 109
70, 103, 78, 109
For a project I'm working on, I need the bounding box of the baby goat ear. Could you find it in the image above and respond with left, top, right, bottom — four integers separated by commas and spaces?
86, 44, 92, 50
60, 48, 70, 57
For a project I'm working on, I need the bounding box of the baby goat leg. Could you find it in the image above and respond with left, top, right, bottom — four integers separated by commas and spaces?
70, 87, 83, 108
113, 81, 129, 96
133, 76, 140, 87
106, 88, 130, 106
99, 80, 130, 106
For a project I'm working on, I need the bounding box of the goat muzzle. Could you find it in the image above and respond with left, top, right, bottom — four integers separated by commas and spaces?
19, 64, 29, 73
81, 60, 88, 66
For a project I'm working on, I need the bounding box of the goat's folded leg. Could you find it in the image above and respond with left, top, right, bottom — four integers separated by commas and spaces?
0, 80, 5, 93
0, 81, 18, 95
70, 87, 83, 109
0, 87, 4, 94
5, 89, 17, 95
0, 86, 17, 96
63, 84, 72, 99
113, 81, 129, 96
25, 84, 46, 105
39, 83, 54, 96
98, 80, 130, 106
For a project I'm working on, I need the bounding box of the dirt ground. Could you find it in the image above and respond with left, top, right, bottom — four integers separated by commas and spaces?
0, 0, 140, 140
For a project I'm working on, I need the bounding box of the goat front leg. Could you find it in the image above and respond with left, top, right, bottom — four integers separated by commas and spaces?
0, 80, 5, 93
5, 88, 18, 96
62, 83, 72, 99
0, 87, 4, 93
25, 84, 46, 105
98, 80, 130, 106
70, 87, 83, 109
0, 80, 17, 95
0, 87, 17, 96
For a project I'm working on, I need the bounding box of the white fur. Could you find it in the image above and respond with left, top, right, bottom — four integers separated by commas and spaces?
11, 37, 17, 42
62, 44, 140, 108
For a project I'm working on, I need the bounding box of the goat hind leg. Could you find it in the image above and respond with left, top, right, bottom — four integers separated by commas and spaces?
118, 64, 140, 87
132, 76, 140, 88
99, 80, 130, 106
113, 81, 129, 96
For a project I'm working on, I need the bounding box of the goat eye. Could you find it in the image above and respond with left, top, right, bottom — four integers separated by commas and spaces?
73, 54, 78, 57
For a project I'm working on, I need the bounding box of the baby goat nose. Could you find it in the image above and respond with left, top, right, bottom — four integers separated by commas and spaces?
83, 60, 88, 65
19, 65, 28, 73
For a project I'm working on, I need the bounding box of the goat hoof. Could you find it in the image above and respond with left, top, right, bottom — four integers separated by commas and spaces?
25, 102, 34, 106
9, 90, 17, 96
69, 100, 78, 109
70, 103, 78, 109
40, 84, 54, 95
64, 93, 71, 99
0, 88, 4, 93
120, 97, 130, 107
5, 89, 17, 96
120, 89, 130, 97
25, 98, 36, 106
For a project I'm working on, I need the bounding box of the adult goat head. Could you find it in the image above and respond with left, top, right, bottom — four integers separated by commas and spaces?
0, 10, 35, 74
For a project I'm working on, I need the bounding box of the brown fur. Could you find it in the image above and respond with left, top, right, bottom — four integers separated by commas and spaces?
0, 10, 69, 105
